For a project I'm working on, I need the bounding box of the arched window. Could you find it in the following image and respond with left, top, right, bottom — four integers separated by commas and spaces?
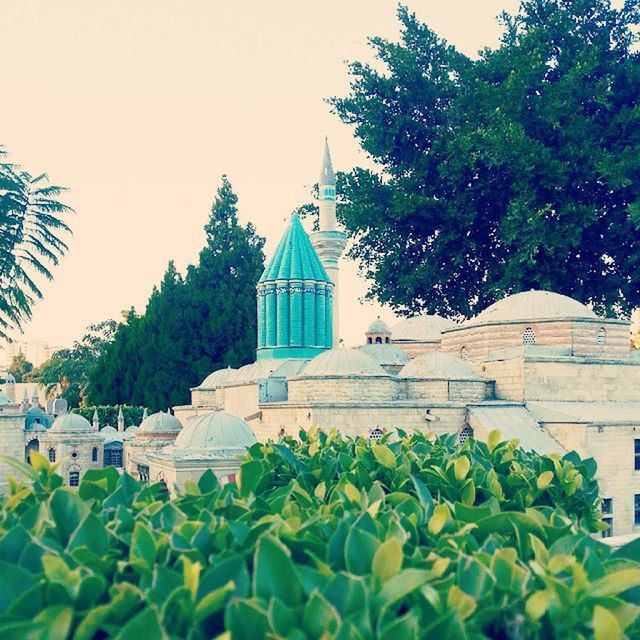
457, 425, 473, 446
48, 448, 56, 463
69, 470, 80, 487
92, 447, 98, 462
385, 337, 390, 343
25, 439, 39, 465
367, 337, 372, 344
369, 427, 384, 443
375, 336, 382, 344
523, 327, 536, 345
460, 346, 469, 360
597, 327, 606, 345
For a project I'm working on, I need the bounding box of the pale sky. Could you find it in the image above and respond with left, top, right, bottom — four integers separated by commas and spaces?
1, 0, 521, 351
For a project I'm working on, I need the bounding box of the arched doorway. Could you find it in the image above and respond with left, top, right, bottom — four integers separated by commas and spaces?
25, 438, 39, 465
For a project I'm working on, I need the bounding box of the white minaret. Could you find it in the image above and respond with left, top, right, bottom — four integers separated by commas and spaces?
117, 406, 125, 432
311, 138, 347, 346
92, 408, 100, 431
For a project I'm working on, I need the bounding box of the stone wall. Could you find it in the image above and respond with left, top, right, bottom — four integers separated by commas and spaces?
190, 388, 224, 407
0, 414, 27, 492
222, 384, 260, 421
124, 435, 178, 476
394, 340, 441, 359
39, 433, 103, 485
147, 457, 241, 497
288, 377, 400, 404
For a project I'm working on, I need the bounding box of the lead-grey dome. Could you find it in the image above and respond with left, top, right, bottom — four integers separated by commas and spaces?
300, 348, 389, 378
196, 366, 237, 389
100, 425, 123, 444
25, 407, 53, 431
49, 412, 93, 433
391, 315, 456, 342
137, 411, 182, 435
400, 352, 480, 380
358, 343, 410, 367
171, 411, 257, 456
467, 290, 597, 326
366, 317, 392, 335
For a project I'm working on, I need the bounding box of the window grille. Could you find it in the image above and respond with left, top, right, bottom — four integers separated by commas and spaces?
457, 425, 473, 445
69, 471, 80, 487
369, 427, 384, 443
48, 448, 56, 463
523, 327, 536, 345
596, 327, 606, 345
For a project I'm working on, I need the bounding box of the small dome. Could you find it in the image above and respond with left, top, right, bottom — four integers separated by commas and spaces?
359, 343, 410, 367
137, 411, 182, 435
300, 348, 389, 378
391, 315, 456, 342
196, 366, 237, 389
400, 352, 480, 380
100, 426, 123, 444
468, 290, 597, 326
25, 407, 53, 431
171, 411, 257, 456
366, 317, 391, 335
49, 412, 93, 434
228, 359, 307, 384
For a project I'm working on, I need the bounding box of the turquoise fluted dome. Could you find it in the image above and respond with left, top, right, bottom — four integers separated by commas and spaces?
257, 214, 334, 360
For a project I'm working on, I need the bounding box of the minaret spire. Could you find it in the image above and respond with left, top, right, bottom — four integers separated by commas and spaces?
311, 138, 347, 347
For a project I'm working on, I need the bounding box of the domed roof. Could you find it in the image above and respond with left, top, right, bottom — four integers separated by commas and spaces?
259, 214, 330, 283
171, 411, 257, 456
358, 343, 410, 367
196, 366, 237, 389
391, 315, 457, 342
300, 348, 389, 378
25, 407, 53, 431
137, 411, 182, 435
228, 359, 308, 385
399, 352, 480, 380
468, 290, 597, 326
100, 426, 123, 444
366, 317, 391, 335
49, 412, 93, 434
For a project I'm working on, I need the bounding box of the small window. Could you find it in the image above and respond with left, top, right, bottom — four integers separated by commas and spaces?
460, 346, 469, 360
69, 471, 80, 487
523, 327, 536, 346
375, 336, 382, 344
601, 498, 613, 515
635, 494, 640, 526
369, 427, 384, 443
48, 448, 56, 463
71, 450, 78, 459
457, 425, 473, 446
601, 517, 613, 538
385, 337, 390, 343
635, 439, 640, 471
367, 337, 372, 344
92, 447, 98, 462
596, 327, 606, 345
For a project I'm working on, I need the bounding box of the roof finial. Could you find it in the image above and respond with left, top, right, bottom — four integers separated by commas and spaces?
319, 137, 335, 186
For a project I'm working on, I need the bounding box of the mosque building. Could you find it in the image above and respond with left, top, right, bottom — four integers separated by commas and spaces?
0, 140, 638, 534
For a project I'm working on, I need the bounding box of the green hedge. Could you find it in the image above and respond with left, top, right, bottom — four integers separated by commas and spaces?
0, 429, 638, 639
72, 405, 145, 429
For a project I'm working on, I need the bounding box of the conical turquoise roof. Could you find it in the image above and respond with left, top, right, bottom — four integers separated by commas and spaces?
259, 214, 330, 283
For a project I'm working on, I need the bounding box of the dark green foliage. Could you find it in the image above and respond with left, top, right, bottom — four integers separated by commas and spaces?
29, 321, 116, 408
6, 353, 33, 383
0, 429, 638, 639
72, 405, 145, 429
0, 147, 73, 339
319, 1, 640, 317
88, 177, 265, 410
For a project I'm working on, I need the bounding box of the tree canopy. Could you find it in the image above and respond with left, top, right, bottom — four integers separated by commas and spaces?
88, 176, 265, 410
322, 0, 640, 318
6, 352, 33, 383
0, 147, 72, 338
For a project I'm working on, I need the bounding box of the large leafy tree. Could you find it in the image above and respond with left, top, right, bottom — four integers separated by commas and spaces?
88, 177, 265, 410
30, 320, 116, 407
323, 0, 640, 318
7, 352, 33, 383
0, 147, 72, 338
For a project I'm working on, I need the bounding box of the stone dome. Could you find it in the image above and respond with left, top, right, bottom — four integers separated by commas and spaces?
100, 426, 123, 444
366, 317, 392, 335
171, 411, 257, 456
229, 359, 307, 384
300, 348, 389, 378
123, 425, 138, 440
137, 411, 182, 435
400, 352, 480, 380
467, 290, 597, 326
196, 366, 237, 389
25, 407, 53, 431
391, 315, 457, 342
49, 412, 94, 434
358, 343, 410, 367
